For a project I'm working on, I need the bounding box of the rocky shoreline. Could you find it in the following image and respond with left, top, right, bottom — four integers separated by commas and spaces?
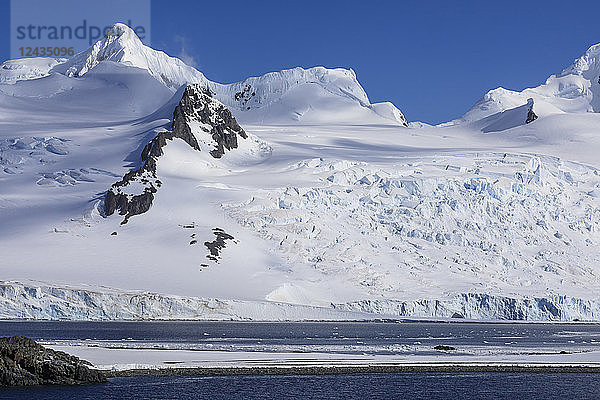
0, 336, 106, 386
2, 336, 599, 387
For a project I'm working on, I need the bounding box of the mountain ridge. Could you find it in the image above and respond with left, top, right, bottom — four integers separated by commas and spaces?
44, 23, 407, 126
453, 42, 600, 127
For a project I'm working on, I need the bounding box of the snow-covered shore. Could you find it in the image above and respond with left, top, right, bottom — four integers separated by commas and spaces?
46, 344, 600, 373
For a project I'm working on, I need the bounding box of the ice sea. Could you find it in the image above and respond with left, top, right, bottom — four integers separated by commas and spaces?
1, 321, 600, 399
2, 321, 600, 354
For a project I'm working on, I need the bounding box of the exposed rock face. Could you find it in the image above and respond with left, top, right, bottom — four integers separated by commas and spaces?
173, 85, 247, 158
104, 85, 248, 223
204, 228, 236, 262
525, 109, 537, 123
233, 83, 256, 109
0, 336, 106, 386
525, 98, 538, 124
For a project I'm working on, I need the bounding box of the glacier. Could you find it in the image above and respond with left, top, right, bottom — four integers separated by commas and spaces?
1, 24, 599, 321
0, 281, 370, 321
334, 294, 600, 321
1, 280, 599, 321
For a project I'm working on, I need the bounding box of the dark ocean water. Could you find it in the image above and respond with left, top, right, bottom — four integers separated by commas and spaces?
1, 321, 599, 353
1, 372, 600, 400
1, 321, 599, 399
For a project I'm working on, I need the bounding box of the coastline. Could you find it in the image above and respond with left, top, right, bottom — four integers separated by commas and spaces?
4, 321, 600, 383
106, 364, 600, 377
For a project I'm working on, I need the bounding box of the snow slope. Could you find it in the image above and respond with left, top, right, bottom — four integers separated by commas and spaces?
52, 24, 210, 90
47, 23, 406, 126
0, 24, 599, 321
454, 43, 600, 127
0, 58, 65, 84
475, 98, 537, 133
212, 66, 407, 125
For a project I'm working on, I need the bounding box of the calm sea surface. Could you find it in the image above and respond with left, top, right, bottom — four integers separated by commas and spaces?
1, 373, 600, 400
1, 321, 600, 352
1, 321, 599, 399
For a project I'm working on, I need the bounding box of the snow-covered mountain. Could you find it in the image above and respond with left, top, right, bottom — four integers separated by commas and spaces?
46, 23, 407, 126
52, 24, 210, 90
0, 24, 599, 321
451, 43, 600, 129
105, 83, 269, 224
211, 67, 407, 125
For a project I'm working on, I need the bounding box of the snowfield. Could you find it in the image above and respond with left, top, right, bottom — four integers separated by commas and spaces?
45, 345, 600, 372
1, 24, 599, 321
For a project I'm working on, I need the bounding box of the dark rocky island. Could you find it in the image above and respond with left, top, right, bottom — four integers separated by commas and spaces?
433, 345, 457, 351
0, 336, 106, 386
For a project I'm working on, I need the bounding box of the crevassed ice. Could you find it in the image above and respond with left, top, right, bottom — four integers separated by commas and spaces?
223, 153, 600, 302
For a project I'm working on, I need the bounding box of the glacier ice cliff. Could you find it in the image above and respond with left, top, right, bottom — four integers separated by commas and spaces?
0, 281, 366, 321
334, 294, 600, 321
1, 281, 599, 321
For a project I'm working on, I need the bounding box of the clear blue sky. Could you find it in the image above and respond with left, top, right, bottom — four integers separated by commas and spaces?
2, 0, 599, 124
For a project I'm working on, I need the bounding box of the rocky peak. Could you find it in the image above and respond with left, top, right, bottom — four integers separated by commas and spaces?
173, 84, 248, 158
53, 23, 208, 90
104, 84, 248, 223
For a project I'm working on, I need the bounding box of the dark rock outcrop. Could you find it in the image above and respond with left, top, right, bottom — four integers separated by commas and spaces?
204, 228, 235, 262
0, 336, 106, 386
525, 98, 538, 124
234, 83, 257, 109
433, 345, 456, 351
174, 85, 247, 158
104, 85, 248, 223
